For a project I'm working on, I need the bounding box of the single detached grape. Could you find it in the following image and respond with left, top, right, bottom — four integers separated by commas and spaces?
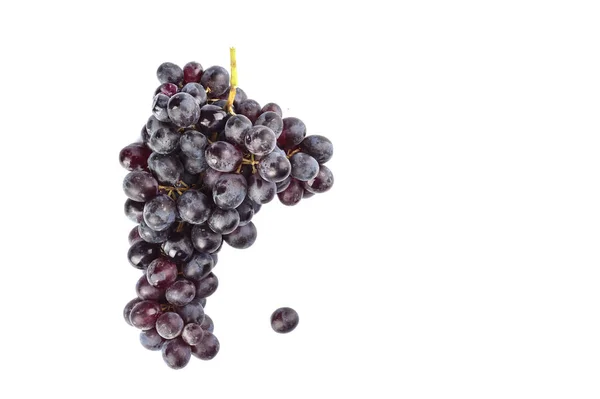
195, 273, 218, 298
120, 142, 152, 171
255, 111, 284, 138
168, 92, 201, 128
278, 117, 306, 149
146, 257, 178, 289
300, 135, 333, 164
123, 298, 142, 326
166, 279, 197, 306
177, 189, 212, 225
303, 164, 334, 193
257, 152, 292, 183
123, 171, 158, 202
129, 300, 162, 330
140, 328, 165, 351
207, 207, 240, 234
136, 274, 165, 301
205, 141, 243, 172
200, 66, 230, 97
247, 174, 276, 204
270, 307, 299, 333
148, 126, 180, 154
191, 332, 220, 360
157, 62, 184, 85
224, 222, 257, 249
191, 225, 222, 253
183, 61, 203, 83
182, 253, 215, 281
289, 152, 319, 181
224, 114, 252, 146
162, 337, 191, 369
143, 194, 177, 231
181, 82, 207, 107
156, 312, 185, 339
182, 323, 205, 346
127, 241, 161, 270
212, 173, 247, 209
244, 125, 276, 156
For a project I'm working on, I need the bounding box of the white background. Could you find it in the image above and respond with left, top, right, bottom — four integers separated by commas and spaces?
0, 0, 599, 398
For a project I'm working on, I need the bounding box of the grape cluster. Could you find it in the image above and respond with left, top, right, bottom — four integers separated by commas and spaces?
120, 57, 334, 369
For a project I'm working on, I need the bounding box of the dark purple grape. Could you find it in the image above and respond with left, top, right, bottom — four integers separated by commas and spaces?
289, 152, 319, 181
247, 174, 276, 204
162, 337, 191, 369
237, 99, 261, 123
146, 257, 178, 289
162, 233, 194, 262
127, 241, 161, 270
141, 125, 150, 143
278, 178, 304, 206
123, 171, 159, 202
236, 198, 254, 226
120, 143, 152, 171
176, 189, 211, 224
212, 173, 247, 209
143, 194, 177, 231
255, 111, 284, 138
157, 62, 183, 85
198, 104, 228, 135
244, 126, 276, 156
191, 332, 220, 360
270, 307, 299, 333
183, 61, 203, 84
155, 83, 179, 97
129, 300, 162, 330
152, 93, 170, 122
181, 82, 208, 107
260, 102, 282, 117
200, 66, 230, 97
123, 298, 142, 326
224, 222, 257, 249
191, 225, 222, 253
166, 280, 196, 306
257, 152, 291, 183
278, 117, 306, 149
300, 135, 333, 164
124, 199, 144, 223
138, 220, 171, 243
251, 200, 261, 215
140, 328, 165, 351
181, 152, 208, 174
200, 314, 214, 333
276, 176, 292, 193
182, 323, 205, 346
168, 92, 200, 128
182, 253, 215, 281
224, 114, 252, 146
201, 168, 223, 190
128, 226, 142, 245
156, 312, 185, 339
176, 298, 205, 324
146, 115, 172, 136
218, 86, 247, 106
148, 153, 184, 185
136, 274, 165, 301
148, 126, 180, 155
302, 189, 315, 199
207, 208, 240, 234
180, 130, 208, 159
195, 273, 218, 298
303, 164, 334, 194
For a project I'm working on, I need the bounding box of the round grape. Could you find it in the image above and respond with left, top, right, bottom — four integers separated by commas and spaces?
260, 102, 283, 117
119, 142, 152, 171
200, 314, 214, 333
136, 274, 165, 301
248, 174, 276, 204
289, 152, 319, 181
278, 117, 306, 149
237, 99, 261, 123
236, 198, 254, 226
143, 194, 177, 231
140, 328, 165, 351
212, 173, 247, 209
168, 92, 200, 128
181, 323, 205, 346
270, 307, 299, 333
201, 168, 222, 190
191, 225, 222, 253
244, 125, 276, 156
176, 298, 205, 324
207, 207, 240, 234
146, 115, 172, 136
129, 300, 162, 330
181, 82, 207, 107
257, 152, 292, 183
182, 253, 215, 282
127, 241, 161, 270
177, 189, 212, 225
146, 257, 178, 289
152, 93, 170, 122
195, 273, 218, 298
224, 114, 252, 146
123, 171, 158, 202
191, 332, 220, 360
197, 104, 228, 135
162, 337, 191, 369
124, 199, 144, 223
148, 126, 180, 155
224, 222, 257, 249
148, 153, 184, 185
180, 130, 208, 159
138, 220, 171, 244
200, 66, 230, 97
162, 233, 194, 262
183, 61, 203, 83
300, 135, 333, 164
123, 298, 142, 326
157, 62, 183, 85
278, 178, 304, 206
166, 279, 196, 306
155, 82, 178, 97
303, 164, 334, 194
255, 111, 284, 138
205, 141, 243, 173
128, 226, 142, 245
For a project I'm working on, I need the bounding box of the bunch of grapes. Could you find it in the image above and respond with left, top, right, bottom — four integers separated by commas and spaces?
120, 52, 334, 369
